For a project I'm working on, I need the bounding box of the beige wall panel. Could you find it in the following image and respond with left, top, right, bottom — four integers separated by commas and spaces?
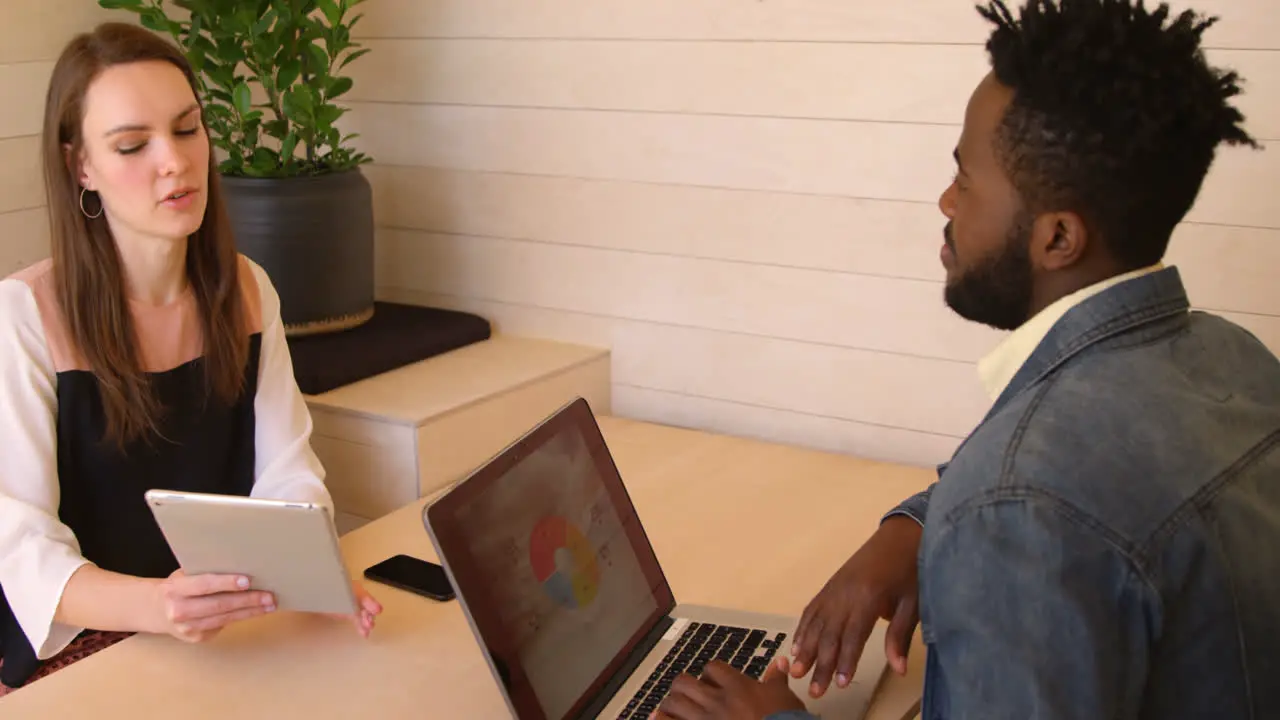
1165, 224, 1280, 317
0, 208, 51, 277
0, 2, 121, 64
378, 286, 976, 467
347, 41, 1277, 140
0, 136, 44, 214
376, 228, 1005, 363
614, 384, 961, 468
354, 0, 1273, 50
1188, 142, 1280, 228
346, 104, 1278, 228
367, 163, 1279, 315
386, 286, 989, 437
347, 40, 987, 127
364, 164, 947, 282
1216, 49, 1280, 141
0, 62, 53, 140
344, 103, 958, 202
606, 319, 987, 439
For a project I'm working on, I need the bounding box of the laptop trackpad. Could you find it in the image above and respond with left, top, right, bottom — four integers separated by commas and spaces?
791, 674, 878, 718
790, 623, 888, 719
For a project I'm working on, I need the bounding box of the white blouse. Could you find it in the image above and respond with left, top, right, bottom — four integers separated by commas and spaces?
0, 256, 333, 660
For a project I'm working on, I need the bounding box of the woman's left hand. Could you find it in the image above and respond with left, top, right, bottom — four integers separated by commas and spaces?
329, 580, 382, 637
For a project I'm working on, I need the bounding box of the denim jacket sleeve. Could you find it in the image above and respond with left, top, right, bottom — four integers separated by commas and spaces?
884, 483, 933, 526
920, 493, 1156, 719
883, 462, 946, 526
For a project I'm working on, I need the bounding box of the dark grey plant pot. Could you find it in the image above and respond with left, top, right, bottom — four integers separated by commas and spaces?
220, 168, 375, 336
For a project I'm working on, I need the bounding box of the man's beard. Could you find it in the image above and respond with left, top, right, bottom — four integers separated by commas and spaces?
943, 213, 1035, 331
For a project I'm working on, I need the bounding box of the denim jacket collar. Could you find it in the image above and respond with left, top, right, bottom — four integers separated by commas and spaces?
987, 266, 1191, 418
935, 266, 1191, 480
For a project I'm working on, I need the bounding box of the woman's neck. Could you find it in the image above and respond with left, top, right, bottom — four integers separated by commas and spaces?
114, 231, 189, 306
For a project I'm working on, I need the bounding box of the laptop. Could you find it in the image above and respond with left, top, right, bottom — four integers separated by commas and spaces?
422, 397, 888, 720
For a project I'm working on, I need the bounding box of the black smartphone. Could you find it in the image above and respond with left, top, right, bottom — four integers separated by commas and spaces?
363, 554, 456, 601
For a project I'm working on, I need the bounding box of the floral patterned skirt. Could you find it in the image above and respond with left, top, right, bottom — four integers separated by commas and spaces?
0, 630, 133, 698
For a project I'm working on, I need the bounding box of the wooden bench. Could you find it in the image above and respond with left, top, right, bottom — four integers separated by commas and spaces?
302, 334, 611, 532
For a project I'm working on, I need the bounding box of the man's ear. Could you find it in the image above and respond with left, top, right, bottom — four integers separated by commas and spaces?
1030, 210, 1088, 271
62, 142, 94, 190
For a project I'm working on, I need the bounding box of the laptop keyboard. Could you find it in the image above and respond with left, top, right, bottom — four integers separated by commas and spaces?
614, 622, 787, 720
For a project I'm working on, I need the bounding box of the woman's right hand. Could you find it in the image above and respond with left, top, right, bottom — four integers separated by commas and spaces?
151, 569, 276, 643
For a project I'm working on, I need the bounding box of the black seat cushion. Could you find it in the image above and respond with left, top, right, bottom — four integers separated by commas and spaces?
285, 302, 492, 395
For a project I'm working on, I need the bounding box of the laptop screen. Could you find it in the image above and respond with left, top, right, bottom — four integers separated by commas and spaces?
425, 399, 676, 720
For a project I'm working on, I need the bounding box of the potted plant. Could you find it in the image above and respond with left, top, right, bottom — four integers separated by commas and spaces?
100, 0, 375, 335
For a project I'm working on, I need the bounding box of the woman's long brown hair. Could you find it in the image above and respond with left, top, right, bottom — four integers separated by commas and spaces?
43, 22, 247, 449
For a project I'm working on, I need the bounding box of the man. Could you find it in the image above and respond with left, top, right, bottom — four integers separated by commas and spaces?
656, 1, 1280, 718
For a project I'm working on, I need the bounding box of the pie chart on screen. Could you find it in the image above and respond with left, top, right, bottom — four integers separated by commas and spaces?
530, 515, 600, 609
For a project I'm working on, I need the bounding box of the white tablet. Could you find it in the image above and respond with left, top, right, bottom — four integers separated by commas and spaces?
144, 489, 358, 616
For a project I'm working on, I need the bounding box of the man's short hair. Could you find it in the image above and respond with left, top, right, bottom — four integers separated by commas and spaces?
979, 0, 1259, 269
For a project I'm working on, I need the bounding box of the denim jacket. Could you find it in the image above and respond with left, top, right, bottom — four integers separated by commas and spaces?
770, 267, 1280, 720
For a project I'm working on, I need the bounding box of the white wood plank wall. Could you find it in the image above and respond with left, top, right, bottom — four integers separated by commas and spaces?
0, 3, 123, 276
2, 2, 1274, 467
334, 0, 1280, 467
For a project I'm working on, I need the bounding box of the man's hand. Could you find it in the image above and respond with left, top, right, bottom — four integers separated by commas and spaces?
655, 658, 806, 720
790, 515, 922, 698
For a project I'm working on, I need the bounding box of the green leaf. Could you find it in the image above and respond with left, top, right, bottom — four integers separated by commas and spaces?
192, 35, 217, 59
295, 84, 317, 113
234, 7, 258, 31
325, 76, 352, 100
305, 42, 329, 76
207, 64, 236, 91
332, 25, 350, 52
207, 88, 234, 105
316, 0, 341, 26
253, 7, 276, 36
233, 82, 252, 116
187, 12, 204, 45
203, 104, 233, 123
281, 87, 314, 122
263, 119, 289, 139
280, 90, 298, 120
215, 38, 245, 66
275, 60, 301, 91
251, 148, 278, 173
140, 8, 170, 32
98, 0, 145, 9
338, 47, 370, 70
315, 104, 345, 129
280, 132, 299, 161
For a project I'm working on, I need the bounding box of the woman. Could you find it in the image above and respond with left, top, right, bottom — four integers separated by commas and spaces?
0, 22, 380, 694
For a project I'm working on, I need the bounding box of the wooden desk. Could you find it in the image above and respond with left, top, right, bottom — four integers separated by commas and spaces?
0, 417, 933, 718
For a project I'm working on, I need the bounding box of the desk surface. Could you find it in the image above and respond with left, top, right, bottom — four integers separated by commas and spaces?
0, 417, 933, 718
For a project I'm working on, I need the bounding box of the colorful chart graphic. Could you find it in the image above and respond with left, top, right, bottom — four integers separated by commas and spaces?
530, 515, 600, 609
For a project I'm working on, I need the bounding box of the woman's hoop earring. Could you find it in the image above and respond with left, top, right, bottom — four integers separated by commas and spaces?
79, 187, 103, 219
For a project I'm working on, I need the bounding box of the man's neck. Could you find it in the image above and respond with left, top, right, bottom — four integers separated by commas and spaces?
112, 227, 189, 306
